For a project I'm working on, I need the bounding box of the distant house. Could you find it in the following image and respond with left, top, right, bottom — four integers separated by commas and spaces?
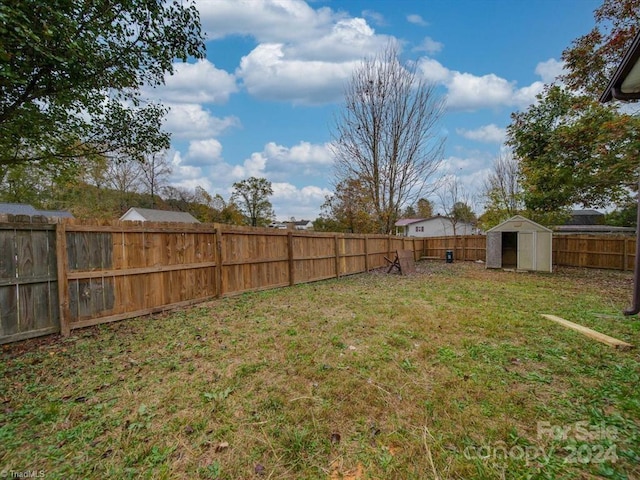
565, 209, 604, 226
268, 222, 287, 229
0, 202, 74, 219
287, 219, 314, 231
395, 215, 476, 237
120, 207, 200, 223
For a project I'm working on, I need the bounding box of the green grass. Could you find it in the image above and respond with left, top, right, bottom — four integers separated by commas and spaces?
1, 262, 639, 479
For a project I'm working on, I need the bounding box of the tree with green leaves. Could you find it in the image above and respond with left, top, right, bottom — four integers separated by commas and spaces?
416, 198, 434, 219
506, 0, 640, 217
231, 177, 275, 227
331, 44, 445, 234
507, 85, 640, 213
561, 0, 640, 97
317, 178, 377, 233
0, 0, 205, 170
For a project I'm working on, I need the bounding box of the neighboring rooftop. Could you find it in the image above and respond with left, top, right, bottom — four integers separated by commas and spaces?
120, 207, 200, 223
565, 209, 604, 226
554, 225, 635, 234
0, 202, 74, 218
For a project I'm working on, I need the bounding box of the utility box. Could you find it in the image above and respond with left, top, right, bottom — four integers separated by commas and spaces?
486, 215, 553, 272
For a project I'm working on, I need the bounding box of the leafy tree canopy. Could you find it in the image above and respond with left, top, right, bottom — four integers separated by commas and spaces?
316, 178, 377, 233
507, 86, 640, 213
561, 0, 640, 97
0, 0, 205, 169
231, 177, 275, 227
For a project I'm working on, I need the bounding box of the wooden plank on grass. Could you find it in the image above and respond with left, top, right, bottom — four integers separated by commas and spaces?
541, 314, 634, 350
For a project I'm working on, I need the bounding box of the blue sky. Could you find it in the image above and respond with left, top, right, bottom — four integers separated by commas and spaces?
147, 0, 602, 221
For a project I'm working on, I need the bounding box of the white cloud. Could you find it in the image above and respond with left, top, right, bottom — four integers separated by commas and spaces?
198, 1, 395, 105
286, 18, 389, 62
271, 183, 332, 220
198, 0, 341, 42
413, 36, 443, 55
446, 72, 516, 110
169, 151, 213, 191
230, 141, 333, 181
417, 57, 451, 84
231, 152, 268, 179
362, 10, 386, 26
535, 58, 566, 84
156, 60, 238, 104
186, 139, 224, 166
417, 57, 544, 111
407, 14, 429, 26
237, 43, 359, 104
456, 124, 506, 144
164, 104, 241, 140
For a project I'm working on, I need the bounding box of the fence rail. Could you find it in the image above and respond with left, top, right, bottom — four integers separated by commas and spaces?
1, 218, 425, 345
421, 233, 635, 272
0, 216, 635, 345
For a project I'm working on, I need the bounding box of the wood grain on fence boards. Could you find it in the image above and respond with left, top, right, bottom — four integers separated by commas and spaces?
1, 216, 636, 345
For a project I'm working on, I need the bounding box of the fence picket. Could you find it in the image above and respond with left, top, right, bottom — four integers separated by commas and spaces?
0, 218, 636, 345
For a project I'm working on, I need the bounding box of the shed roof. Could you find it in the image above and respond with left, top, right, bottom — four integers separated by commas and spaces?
121, 207, 200, 223
487, 215, 552, 233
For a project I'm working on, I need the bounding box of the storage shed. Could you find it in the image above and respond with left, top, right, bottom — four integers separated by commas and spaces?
486, 215, 552, 272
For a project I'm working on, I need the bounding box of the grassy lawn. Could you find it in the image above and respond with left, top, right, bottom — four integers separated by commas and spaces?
1, 261, 639, 479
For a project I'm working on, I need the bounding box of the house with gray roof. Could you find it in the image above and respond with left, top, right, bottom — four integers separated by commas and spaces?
0, 202, 74, 218
120, 207, 200, 223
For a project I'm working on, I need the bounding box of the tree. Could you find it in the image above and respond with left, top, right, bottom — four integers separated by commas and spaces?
317, 178, 377, 233
402, 205, 417, 218
481, 149, 525, 228
561, 0, 640, 97
106, 157, 142, 213
437, 176, 475, 235
231, 177, 275, 227
0, 0, 205, 169
604, 201, 638, 227
506, 1, 640, 218
416, 198, 434, 218
330, 44, 445, 234
140, 152, 172, 208
507, 85, 640, 213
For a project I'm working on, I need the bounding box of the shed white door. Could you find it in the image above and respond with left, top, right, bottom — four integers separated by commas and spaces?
518, 232, 534, 270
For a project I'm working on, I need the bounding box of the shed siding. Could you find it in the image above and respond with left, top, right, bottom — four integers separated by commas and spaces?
486, 231, 502, 269
518, 232, 534, 270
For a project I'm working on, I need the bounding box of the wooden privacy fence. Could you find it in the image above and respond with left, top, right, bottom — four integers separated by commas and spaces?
0, 218, 424, 345
553, 234, 635, 271
1, 217, 636, 346
421, 234, 636, 271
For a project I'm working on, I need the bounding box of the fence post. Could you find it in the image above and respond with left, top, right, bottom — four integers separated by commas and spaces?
214, 224, 223, 297
334, 234, 340, 278
364, 235, 369, 272
55, 221, 71, 336
624, 237, 629, 272
288, 231, 295, 286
